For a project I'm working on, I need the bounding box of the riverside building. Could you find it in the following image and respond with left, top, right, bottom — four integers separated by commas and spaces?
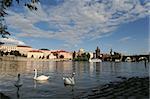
0, 44, 72, 60
0, 45, 33, 56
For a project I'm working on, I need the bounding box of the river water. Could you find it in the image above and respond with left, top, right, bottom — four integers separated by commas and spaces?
0, 60, 149, 99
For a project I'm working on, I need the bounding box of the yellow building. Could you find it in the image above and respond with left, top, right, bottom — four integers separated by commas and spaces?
0, 45, 72, 60
27, 50, 57, 59
57, 50, 72, 59
27, 50, 44, 59
17, 45, 33, 55
49, 53, 57, 59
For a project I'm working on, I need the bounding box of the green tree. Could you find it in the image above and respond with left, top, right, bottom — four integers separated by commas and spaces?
40, 48, 49, 50
0, 50, 4, 56
42, 56, 45, 59
0, 0, 39, 43
31, 55, 34, 58
22, 54, 27, 57
14, 50, 21, 56
111, 51, 121, 61
87, 53, 90, 60
59, 55, 64, 58
73, 52, 89, 61
72, 51, 76, 59
4, 51, 9, 55
46, 55, 49, 59
10, 50, 21, 56
53, 52, 58, 58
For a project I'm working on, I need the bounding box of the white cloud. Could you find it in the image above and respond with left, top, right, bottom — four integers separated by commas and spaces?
5, 0, 149, 46
119, 36, 132, 43
0, 37, 26, 45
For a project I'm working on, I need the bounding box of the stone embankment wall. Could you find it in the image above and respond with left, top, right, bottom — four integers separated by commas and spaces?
0, 56, 71, 61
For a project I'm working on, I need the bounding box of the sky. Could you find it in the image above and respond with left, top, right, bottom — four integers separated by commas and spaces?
0, 0, 149, 55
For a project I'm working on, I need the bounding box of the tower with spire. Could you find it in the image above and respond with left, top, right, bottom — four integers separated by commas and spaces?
95, 46, 100, 58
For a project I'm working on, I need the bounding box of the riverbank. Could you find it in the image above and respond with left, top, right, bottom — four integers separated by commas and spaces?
76, 76, 149, 99
0, 93, 10, 99
0, 56, 71, 62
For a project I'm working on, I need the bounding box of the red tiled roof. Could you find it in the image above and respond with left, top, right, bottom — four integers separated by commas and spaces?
17, 45, 32, 48
39, 50, 51, 52
58, 50, 67, 53
51, 50, 69, 53
29, 50, 43, 53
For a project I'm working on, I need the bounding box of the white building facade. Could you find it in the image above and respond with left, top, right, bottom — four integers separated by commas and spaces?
0, 45, 33, 55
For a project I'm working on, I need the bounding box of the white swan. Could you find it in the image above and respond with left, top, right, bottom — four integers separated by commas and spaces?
63, 73, 75, 85
34, 69, 49, 81
14, 74, 23, 88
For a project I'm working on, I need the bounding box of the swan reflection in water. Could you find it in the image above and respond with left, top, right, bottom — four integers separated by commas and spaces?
63, 72, 76, 98
33, 80, 49, 88
14, 74, 23, 99
64, 84, 75, 99
16, 87, 20, 99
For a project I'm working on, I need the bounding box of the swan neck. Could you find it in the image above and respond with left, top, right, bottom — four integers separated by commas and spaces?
17, 75, 20, 81
72, 74, 75, 77
34, 70, 37, 79
71, 77, 75, 84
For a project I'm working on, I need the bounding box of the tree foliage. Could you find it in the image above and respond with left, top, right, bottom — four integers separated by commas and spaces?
0, 0, 39, 43
10, 50, 21, 56
39, 48, 49, 51
112, 51, 121, 60
72, 51, 76, 59
0, 50, 23, 56
73, 52, 90, 61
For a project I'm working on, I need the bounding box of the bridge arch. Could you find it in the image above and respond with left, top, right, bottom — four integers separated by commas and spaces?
138, 57, 148, 61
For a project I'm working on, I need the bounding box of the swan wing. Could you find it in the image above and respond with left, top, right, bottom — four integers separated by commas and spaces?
14, 81, 23, 87
64, 77, 73, 85
36, 75, 49, 81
